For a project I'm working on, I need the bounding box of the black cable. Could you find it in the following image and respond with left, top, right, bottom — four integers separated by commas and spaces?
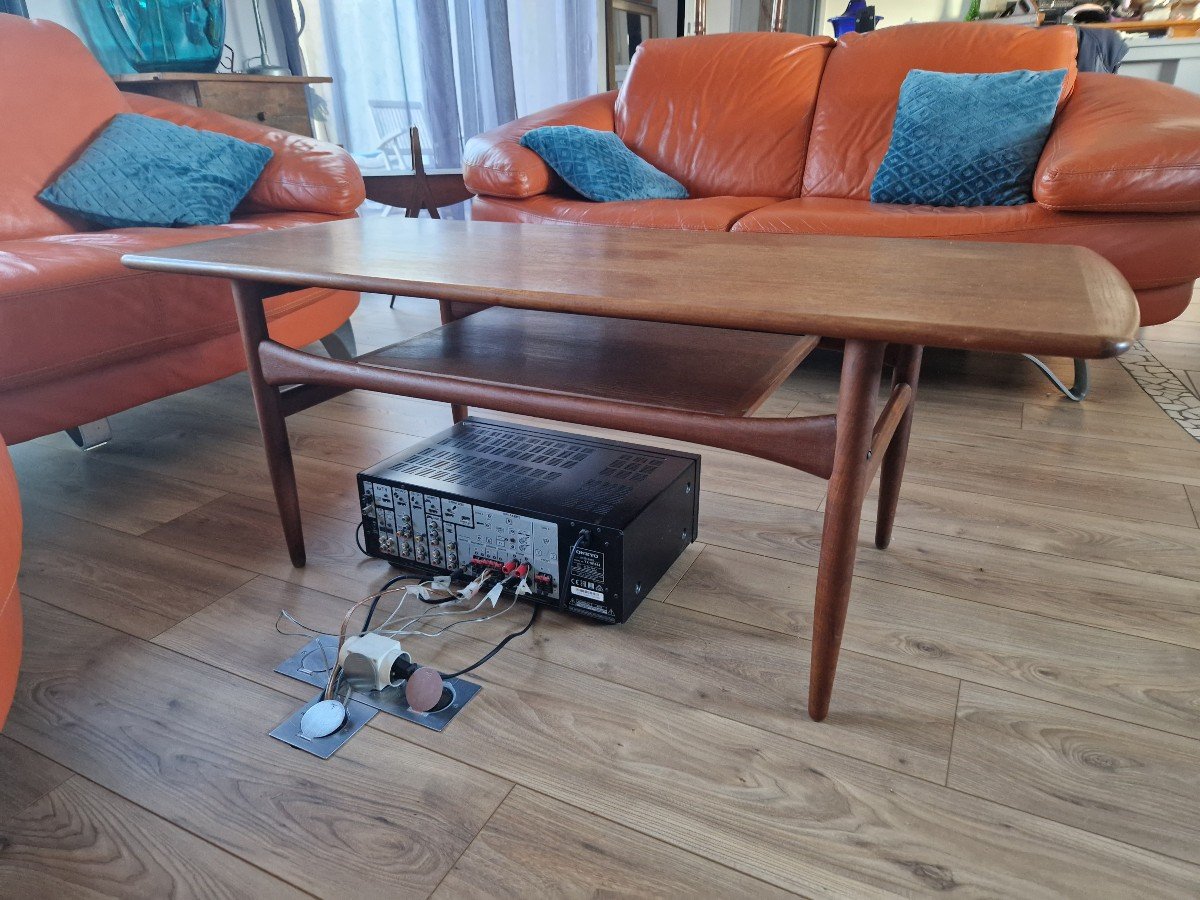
360, 573, 418, 633
362, 565, 473, 631
441, 603, 541, 680
562, 528, 591, 603
438, 530, 589, 682
355, 522, 368, 556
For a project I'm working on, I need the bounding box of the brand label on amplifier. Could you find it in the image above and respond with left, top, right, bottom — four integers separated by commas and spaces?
570, 546, 605, 602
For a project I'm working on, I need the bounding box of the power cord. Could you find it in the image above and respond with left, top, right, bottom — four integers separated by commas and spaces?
563, 528, 591, 603
440, 603, 540, 680
438, 529, 590, 681
360, 573, 421, 633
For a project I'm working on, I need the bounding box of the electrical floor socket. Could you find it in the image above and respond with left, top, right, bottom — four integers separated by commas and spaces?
270, 693, 377, 759
272, 635, 481, 747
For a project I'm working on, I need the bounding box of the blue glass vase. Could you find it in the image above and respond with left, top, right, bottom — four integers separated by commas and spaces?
828, 0, 883, 38
99, 0, 226, 73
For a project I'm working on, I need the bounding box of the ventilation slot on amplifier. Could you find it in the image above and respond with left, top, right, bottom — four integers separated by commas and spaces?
389, 447, 562, 493
599, 453, 664, 483
438, 428, 595, 470
564, 477, 635, 516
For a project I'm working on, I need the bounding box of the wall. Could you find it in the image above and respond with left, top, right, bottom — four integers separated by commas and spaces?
23, 0, 288, 73
669, 0, 964, 36
818, 0, 966, 32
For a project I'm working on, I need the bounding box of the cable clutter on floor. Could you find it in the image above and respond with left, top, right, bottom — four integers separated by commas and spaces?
271, 561, 546, 755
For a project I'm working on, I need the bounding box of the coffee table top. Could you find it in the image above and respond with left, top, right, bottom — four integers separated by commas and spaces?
122, 216, 1138, 359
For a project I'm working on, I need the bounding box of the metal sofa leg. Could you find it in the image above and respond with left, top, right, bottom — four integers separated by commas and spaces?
1022, 355, 1090, 402
319, 320, 357, 360
65, 418, 112, 451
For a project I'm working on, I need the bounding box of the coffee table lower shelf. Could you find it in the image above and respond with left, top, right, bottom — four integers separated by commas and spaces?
265, 306, 841, 476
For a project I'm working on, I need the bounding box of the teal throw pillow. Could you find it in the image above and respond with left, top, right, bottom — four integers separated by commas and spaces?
870, 68, 1067, 207
39, 113, 273, 228
520, 125, 687, 203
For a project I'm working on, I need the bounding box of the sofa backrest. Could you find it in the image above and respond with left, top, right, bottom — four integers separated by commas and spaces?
615, 32, 834, 199
0, 15, 128, 241
803, 22, 1079, 201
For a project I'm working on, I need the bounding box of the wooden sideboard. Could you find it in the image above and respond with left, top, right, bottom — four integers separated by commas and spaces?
113, 73, 331, 138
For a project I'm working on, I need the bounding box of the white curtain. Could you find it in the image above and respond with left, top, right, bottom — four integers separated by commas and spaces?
300, 0, 598, 169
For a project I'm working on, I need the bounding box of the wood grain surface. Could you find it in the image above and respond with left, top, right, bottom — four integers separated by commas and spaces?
2, 289, 1197, 897
0, 777, 307, 899
950, 685, 1200, 865
360, 306, 816, 417
121, 216, 1139, 358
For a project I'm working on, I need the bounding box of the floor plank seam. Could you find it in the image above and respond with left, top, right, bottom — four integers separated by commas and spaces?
686, 535, 1200, 654
426, 782, 515, 899
17, 578, 257, 646
896, 470, 1199, 530
0, 766, 325, 899
141, 569, 280, 643
941, 760, 1200, 873
510, 785, 810, 898
0, 765, 79, 833
658, 591, 1200, 743
953, 678, 1200, 754
704, 482, 1200, 571
943, 680, 963, 788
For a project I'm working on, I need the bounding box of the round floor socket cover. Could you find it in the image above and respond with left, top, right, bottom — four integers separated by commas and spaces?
405, 667, 445, 713
300, 699, 347, 739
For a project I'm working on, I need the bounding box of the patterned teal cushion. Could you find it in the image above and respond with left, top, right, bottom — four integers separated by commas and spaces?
870, 69, 1066, 207
39, 113, 273, 228
520, 125, 687, 203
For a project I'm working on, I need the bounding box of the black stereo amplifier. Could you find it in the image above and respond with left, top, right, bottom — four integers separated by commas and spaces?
358, 418, 699, 623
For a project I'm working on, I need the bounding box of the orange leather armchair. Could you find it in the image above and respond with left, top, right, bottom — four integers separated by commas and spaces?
0, 432, 20, 730
465, 23, 1200, 328
0, 15, 365, 445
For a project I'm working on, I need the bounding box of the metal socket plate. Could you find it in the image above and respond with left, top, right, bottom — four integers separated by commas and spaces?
275, 637, 481, 732
270, 693, 377, 759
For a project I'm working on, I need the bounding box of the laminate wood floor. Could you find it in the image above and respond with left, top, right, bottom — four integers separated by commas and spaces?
3, 291, 1200, 898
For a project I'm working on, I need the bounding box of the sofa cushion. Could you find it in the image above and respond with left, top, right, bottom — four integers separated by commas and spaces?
39, 113, 273, 229
731, 197, 1200, 301
0, 212, 339, 391
518, 126, 687, 202
472, 195, 782, 231
0, 17, 128, 241
615, 33, 833, 199
871, 68, 1066, 207
804, 22, 1078, 202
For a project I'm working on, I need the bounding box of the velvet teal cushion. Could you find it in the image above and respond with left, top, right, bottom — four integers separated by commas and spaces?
870, 69, 1067, 207
519, 125, 687, 202
39, 113, 273, 228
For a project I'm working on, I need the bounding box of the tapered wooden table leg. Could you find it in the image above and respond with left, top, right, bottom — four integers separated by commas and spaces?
808, 339, 885, 721
232, 280, 307, 567
439, 299, 469, 425
876, 344, 923, 550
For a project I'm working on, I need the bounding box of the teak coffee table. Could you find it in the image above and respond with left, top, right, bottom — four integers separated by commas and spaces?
123, 217, 1138, 721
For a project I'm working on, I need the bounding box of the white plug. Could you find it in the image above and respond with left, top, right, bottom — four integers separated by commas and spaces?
338, 633, 407, 692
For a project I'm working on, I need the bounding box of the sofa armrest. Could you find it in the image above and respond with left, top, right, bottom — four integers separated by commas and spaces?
463, 92, 617, 199
0, 432, 21, 731
1035, 73, 1200, 214
122, 93, 365, 216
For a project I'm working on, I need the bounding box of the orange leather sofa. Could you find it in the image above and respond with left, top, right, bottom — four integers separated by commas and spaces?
0, 432, 20, 730
465, 23, 1200, 328
0, 15, 365, 445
